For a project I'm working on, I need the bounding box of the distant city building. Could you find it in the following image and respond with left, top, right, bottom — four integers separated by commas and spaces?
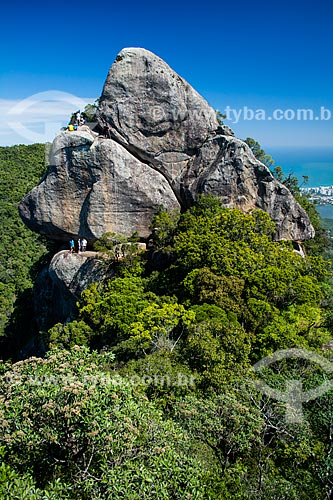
300, 186, 333, 205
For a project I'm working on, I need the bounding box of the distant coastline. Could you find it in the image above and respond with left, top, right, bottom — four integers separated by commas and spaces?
266, 147, 333, 219
301, 185, 333, 206
299, 186, 333, 220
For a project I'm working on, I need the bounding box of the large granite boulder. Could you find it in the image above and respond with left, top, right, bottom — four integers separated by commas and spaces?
97, 47, 232, 199
19, 47, 314, 242
19, 126, 180, 241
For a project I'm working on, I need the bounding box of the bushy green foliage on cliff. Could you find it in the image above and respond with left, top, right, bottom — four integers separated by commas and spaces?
0, 144, 50, 355
2, 141, 333, 497
40, 196, 333, 498
57, 199, 331, 360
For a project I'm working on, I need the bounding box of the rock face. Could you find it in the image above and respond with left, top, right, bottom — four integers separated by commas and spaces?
20, 126, 180, 241
185, 135, 312, 241
19, 47, 314, 241
97, 47, 232, 200
34, 251, 111, 330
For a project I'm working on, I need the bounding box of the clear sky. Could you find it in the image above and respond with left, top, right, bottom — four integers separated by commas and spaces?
1, 0, 332, 150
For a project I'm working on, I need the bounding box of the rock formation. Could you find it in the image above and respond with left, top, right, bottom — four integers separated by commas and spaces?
34, 250, 111, 331
19, 47, 315, 241
19, 126, 179, 241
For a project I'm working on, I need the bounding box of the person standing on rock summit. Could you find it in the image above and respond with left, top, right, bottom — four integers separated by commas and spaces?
78, 238, 82, 253
81, 238, 87, 252
69, 239, 75, 253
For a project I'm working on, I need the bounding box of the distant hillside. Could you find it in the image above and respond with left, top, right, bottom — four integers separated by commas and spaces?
320, 217, 333, 233
0, 144, 51, 357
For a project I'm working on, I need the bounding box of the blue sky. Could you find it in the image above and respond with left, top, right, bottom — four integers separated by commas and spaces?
1, 0, 332, 150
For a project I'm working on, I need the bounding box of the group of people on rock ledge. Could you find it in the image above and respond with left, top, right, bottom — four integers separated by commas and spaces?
69, 238, 87, 254
67, 111, 85, 131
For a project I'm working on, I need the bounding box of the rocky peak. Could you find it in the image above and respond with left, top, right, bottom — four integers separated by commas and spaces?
19, 47, 315, 242
97, 47, 233, 201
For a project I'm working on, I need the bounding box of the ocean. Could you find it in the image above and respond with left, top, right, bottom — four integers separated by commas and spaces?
316, 205, 333, 219
267, 147, 333, 219
268, 147, 333, 188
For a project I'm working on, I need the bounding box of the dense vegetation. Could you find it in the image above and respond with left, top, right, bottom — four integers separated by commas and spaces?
0, 144, 53, 358
1, 143, 333, 498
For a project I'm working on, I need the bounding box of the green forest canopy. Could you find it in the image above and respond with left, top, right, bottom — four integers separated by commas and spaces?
0, 143, 333, 498
0, 144, 51, 355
